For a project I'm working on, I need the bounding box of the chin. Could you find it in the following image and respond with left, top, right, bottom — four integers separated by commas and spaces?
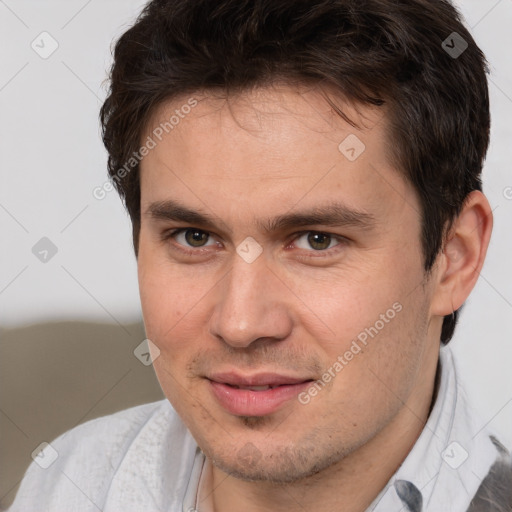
207, 438, 348, 484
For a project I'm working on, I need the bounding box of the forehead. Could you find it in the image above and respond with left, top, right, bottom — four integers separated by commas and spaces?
139, 85, 418, 227
146, 84, 388, 160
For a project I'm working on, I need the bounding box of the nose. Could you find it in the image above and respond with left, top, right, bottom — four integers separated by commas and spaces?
208, 255, 294, 349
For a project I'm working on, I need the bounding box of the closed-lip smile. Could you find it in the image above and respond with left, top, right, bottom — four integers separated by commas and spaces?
207, 371, 314, 416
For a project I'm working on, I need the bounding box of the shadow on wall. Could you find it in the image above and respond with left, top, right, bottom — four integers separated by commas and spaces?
0, 321, 165, 510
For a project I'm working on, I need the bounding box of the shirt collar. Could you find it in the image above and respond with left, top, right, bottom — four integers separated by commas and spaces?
368, 345, 498, 511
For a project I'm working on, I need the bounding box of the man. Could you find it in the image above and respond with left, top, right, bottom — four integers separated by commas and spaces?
9, 0, 511, 511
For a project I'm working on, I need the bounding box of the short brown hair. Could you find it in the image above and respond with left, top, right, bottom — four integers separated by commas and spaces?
100, 0, 490, 344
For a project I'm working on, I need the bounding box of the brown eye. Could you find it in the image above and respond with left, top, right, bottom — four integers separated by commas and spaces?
292, 231, 345, 255
184, 229, 210, 247
307, 232, 332, 250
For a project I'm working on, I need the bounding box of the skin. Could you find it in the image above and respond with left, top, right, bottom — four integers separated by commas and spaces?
137, 84, 493, 512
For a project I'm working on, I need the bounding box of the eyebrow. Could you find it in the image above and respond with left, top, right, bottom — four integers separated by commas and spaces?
146, 199, 376, 234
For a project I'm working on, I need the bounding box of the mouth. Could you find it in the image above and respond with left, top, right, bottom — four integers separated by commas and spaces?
206, 372, 315, 416
222, 384, 282, 391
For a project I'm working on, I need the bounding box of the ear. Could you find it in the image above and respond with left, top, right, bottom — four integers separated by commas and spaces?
430, 190, 493, 317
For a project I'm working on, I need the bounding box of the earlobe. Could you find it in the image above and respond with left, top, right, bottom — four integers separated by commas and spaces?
430, 190, 493, 317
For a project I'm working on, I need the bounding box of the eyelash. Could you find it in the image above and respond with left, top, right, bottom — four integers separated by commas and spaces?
161, 228, 348, 259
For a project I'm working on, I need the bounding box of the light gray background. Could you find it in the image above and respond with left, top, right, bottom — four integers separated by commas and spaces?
1, 0, 511, 488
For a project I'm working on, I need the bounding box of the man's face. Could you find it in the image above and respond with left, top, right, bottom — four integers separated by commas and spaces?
137, 85, 442, 482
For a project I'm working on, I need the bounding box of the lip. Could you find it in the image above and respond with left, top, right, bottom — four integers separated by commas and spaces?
207, 372, 314, 416
208, 372, 311, 387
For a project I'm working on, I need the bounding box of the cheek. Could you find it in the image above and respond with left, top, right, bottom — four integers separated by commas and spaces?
303, 257, 429, 399
286, 263, 412, 355
310, 295, 429, 437
137, 235, 205, 354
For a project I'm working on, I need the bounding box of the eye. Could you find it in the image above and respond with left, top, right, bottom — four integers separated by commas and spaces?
163, 228, 347, 258
293, 231, 343, 252
172, 228, 217, 248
